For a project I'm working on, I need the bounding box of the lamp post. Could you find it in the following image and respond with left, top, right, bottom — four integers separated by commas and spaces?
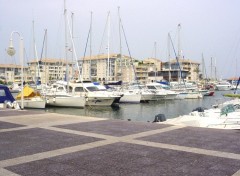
7, 31, 24, 109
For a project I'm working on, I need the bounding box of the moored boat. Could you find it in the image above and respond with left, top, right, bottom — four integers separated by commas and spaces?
16, 85, 46, 109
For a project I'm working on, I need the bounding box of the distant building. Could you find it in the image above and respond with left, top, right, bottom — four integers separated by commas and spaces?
0, 64, 28, 83
161, 59, 200, 82
27, 58, 75, 84
79, 54, 137, 83
142, 58, 163, 82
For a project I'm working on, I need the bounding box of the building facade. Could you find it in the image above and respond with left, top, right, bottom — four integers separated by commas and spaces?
27, 58, 75, 84
161, 59, 200, 82
79, 54, 136, 83
0, 64, 28, 83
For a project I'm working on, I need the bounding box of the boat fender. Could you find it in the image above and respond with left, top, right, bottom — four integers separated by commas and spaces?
192, 107, 206, 112
153, 114, 166, 122
13, 101, 20, 110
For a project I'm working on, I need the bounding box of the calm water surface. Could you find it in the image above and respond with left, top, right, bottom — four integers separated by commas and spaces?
45, 91, 233, 123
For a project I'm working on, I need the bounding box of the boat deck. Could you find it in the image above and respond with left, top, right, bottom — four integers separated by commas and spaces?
1, 109, 240, 176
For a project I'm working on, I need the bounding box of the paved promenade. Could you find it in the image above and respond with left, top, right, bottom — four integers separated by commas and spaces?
1, 109, 240, 176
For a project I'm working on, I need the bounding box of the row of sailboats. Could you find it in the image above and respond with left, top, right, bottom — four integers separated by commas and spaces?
15, 79, 209, 109
14, 3, 205, 109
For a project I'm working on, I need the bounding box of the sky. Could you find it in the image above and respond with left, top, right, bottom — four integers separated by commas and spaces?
1, 0, 240, 79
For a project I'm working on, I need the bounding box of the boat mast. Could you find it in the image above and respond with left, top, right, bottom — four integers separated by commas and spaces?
118, 7, 122, 81
89, 11, 93, 81
168, 33, 171, 82
64, 0, 69, 89
210, 57, 213, 81
177, 24, 181, 82
44, 29, 47, 84
107, 11, 110, 82
71, 12, 74, 80
214, 58, 217, 81
201, 53, 205, 80
40, 29, 47, 84
32, 20, 40, 85
154, 41, 157, 81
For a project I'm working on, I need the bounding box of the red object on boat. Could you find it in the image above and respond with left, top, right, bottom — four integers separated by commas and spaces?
204, 91, 214, 96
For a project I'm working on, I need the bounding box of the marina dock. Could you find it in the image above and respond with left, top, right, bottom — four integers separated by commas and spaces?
1, 109, 240, 176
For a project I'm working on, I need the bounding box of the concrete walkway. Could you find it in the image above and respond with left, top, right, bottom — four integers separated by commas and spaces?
1, 109, 240, 176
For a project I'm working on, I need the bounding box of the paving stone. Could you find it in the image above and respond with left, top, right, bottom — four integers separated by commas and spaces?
6, 142, 240, 176
138, 126, 240, 154
0, 121, 25, 130
0, 110, 45, 117
55, 120, 171, 136
0, 128, 103, 160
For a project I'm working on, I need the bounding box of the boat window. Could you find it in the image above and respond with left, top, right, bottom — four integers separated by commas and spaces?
86, 86, 99, 92
221, 104, 235, 115
0, 90, 6, 96
57, 87, 64, 91
147, 86, 156, 90
75, 87, 84, 92
155, 85, 162, 90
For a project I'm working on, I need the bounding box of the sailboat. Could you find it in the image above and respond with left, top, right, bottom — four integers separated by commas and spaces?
199, 53, 214, 96
15, 21, 46, 109
117, 8, 142, 103
169, 24, 202, 99
16, 85, 45, 109
45, 0, 85, 108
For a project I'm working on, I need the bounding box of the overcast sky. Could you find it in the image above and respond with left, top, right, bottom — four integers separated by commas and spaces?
1, 0, 240, 79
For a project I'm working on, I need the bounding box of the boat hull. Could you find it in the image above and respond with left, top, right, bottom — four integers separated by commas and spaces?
120, 94, 141, 103
46, 96, 85, 108
185, 92, 203, 99
86, 97, 116, 106
17, 99, 46, 109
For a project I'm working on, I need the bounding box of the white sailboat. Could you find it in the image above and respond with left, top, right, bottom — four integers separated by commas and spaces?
117, 8, 142, 103
45, 81, 85, 108
169, 24, 202, 99
71, 81, 121, 106
45, 0, 86, 108
16, 85, 46, 109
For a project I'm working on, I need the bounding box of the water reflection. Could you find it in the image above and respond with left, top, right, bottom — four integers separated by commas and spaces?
45, 91, 232, 123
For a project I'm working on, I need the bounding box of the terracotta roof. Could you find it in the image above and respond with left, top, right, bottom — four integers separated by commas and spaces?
81, 54, 132, 61
228, 77, 240, 81
0, 64, 25, 68
163, 58, 200, 64
27, 58, 74, 64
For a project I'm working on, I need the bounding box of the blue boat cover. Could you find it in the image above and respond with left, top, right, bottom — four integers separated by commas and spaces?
0, 84, 15, 103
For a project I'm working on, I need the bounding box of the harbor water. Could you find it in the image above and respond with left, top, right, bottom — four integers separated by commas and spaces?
44, 90, 233, 123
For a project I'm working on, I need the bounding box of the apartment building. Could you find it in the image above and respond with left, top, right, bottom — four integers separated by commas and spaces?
79, 54, 167, 84
142, 58, 163, 82
79, 54, 136, 83
0, 64, 28, 83
27, 58, 75, 84
161, 58, 200, 82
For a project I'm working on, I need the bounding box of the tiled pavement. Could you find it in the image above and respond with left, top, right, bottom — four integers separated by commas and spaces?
1, 109, 240, 176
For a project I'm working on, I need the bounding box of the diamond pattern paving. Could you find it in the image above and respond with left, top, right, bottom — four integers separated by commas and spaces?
55, 120, 171, 137
6, 142, 240, 176
0, 110, 45, 117
0, 128, 103, 160
0, 121, 25, 130
138, 126, 240, 154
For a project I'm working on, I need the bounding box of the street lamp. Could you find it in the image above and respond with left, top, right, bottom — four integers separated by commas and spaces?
7, 31, 24, 109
